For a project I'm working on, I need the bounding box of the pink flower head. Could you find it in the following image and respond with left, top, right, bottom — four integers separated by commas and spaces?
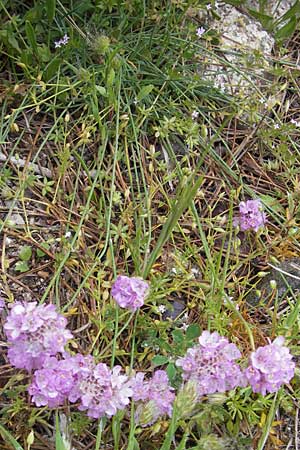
71, 362, 132, 419
29, 354, 93, 408
4, 302, 73, 371
245, 337, 295, 395
234, 199, 266, 232
111, 276, 149, 311
176, 331, 246, 397
131, 370, 175, 426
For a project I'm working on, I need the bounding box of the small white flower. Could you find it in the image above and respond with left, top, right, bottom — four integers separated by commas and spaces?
191, 267, 200, 276
274, 123, 280, 129
291, 118, 300, 127
181, 323, 189, 331
171, 267, 177, 274
157, 305, 166, 313
61, 34, 70, 45
196, 27, 206, 38
64, 231, 72, 239
54, 34, 70, 49
206, 4, 212, 10
259, 98, 265, 104
191, 110, 199, 120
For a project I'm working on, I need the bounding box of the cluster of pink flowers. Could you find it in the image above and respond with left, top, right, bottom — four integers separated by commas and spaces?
176, 331, 246, 397
234, 199, 266, 232
176, 331, 295, 397
3, 291, 174, 425
26, 352, 134, 418
245, 336, 295, 396
3, 276, 296, 426
4, 302, 72, 371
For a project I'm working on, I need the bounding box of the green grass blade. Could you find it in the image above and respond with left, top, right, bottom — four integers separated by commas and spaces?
143, 173, 204, 278
0, 424, 24, 450
55, 412, 67, 450
256, 392, 279, 450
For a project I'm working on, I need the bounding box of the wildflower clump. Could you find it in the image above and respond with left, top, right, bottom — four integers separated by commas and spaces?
131, 370, 175, 426
176, 331, 246, 397
111, 275, 149, 311
4, 302, 73, 371
245, 337, 295, 395
234, 199, 266, 232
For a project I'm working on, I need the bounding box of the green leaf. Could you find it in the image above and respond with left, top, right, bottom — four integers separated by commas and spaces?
95, 85, 107, 97
172, 329, 184, 344
247, 8, 273, 30
55, 412, 68, 450
186, 323, 201, 340
37, 44, 51, 63
25, 21, 38, 54
36, 242, 50, 258
107, 68, 115, 88
45, 0, 56, 23
19, 245, 32, 261
143, 173, 205, 278
15, 261, 30, 273
152, 355, 169, 366
166, 362, 177, 382
259, 194, 285, 214
137, 84, 154, 102
276, 0, 300, 24
44, 58, 60, 81
275, 16, 297, 41
0, 424, 24, 450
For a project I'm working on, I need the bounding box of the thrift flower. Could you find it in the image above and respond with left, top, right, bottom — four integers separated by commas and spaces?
111, 275, 149, 311
234, 199, 266, 232
0, 298, 5, 312
245, 337, 295, 395
4, 302, 73, 371
131, 370, 175, 426
176, 331, 245, 397
196, 27, 206, 38
29, 354, 93, 408
70, 362, 132, 419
